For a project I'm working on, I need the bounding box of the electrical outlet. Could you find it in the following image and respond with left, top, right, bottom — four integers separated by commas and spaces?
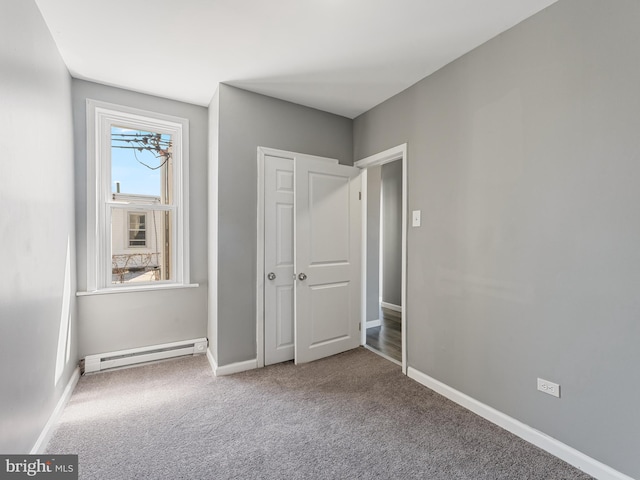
537, 378, 560, 398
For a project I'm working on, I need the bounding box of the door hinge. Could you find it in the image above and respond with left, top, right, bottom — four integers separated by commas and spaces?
359, 192, 362, 200
358, 322, 361, 331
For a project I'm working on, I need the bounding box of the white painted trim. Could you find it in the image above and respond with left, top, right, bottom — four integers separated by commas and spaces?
256, 148, 266, 368
259, 146, 339, 165
399, 146, 408, 374
76, 282, 199, 296
364, 344, 401, 367
85, 99, 190, 292
256, 147, 340, 369
214, 358, 258, 376
380, 301, 402, 313
378, 183, 384, 330
31, 367, 80, 454
407, 367, 634, 480
356, 143, 408, 374
354, 144, 406, 169
359, 168, 368, 346
207, 92, 219, 386
206, 347, 217, 373
366, 319, 381, 328
206, 349, 259, 379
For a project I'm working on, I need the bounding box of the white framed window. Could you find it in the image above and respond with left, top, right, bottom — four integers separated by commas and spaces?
86, 100, 190, 291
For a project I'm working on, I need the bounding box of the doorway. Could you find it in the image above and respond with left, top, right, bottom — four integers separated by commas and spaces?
355, 144, 408, 374
364, 160, 403, 365
256, 147, 362, 368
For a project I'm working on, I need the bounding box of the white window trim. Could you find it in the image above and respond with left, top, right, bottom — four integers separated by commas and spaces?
85, 99, 191, 292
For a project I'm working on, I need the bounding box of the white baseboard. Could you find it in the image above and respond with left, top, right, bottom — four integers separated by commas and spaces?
213, 357, 257, 377
206, 349, 257, 377
206, 347, 217, 373
380, 302, 402, 313
366, 319, 381, 328
407, 367, 634, 480
31, 367, 80, 454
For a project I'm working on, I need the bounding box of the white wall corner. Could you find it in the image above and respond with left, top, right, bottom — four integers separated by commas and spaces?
407, 367, 634, 480
31, 367, 80, 454
213, 358, 258, 377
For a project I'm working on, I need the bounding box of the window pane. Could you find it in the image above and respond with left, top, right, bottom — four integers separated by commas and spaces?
129, 213, 146, 229
111, 209, 172, 284
111, 126, 173, 204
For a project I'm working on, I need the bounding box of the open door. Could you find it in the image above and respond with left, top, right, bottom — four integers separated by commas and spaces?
294, 157, 361, 364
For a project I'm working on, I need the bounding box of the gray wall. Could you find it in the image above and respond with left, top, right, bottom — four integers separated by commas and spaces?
366, 166, 381, 322
381, 160, 403, 306
353, 0, 640, 477
72, 80, 208, 357
0, 0, 77, 453
214, 84, 353, 366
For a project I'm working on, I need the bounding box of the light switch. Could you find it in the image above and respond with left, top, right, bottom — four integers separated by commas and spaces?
412, 210, 421, 227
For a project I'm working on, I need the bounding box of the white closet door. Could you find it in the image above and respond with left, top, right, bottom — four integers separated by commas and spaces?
264, 156, 295, 365
294, 157, 361, 364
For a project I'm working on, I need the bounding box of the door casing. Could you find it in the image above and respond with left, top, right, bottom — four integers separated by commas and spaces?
355, 144, 408, 374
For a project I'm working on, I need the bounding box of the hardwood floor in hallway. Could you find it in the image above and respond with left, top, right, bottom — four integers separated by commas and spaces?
366, 307, 401, 362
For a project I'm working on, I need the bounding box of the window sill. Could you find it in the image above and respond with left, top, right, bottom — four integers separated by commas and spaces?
76, 283, 200, 297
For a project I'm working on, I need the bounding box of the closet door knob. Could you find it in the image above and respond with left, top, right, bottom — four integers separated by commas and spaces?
298, 273, 307, 281
267, 272, 276, 280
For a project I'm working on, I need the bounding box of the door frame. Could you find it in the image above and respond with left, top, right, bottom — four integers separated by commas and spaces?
256, 147, 339, 368
355, 144, 408, 374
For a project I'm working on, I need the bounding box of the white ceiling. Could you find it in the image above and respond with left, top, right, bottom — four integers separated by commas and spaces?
34, 0, 557, 119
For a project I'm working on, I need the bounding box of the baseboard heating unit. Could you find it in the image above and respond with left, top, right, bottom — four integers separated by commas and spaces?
83, 338, 208, 373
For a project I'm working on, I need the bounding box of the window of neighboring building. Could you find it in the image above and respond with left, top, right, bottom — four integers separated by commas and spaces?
128, 213, 147, 247
86, 100, 190, 291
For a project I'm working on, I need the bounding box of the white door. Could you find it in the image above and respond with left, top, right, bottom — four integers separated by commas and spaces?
294, 158, 361, 364
264, 156, 295, 365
